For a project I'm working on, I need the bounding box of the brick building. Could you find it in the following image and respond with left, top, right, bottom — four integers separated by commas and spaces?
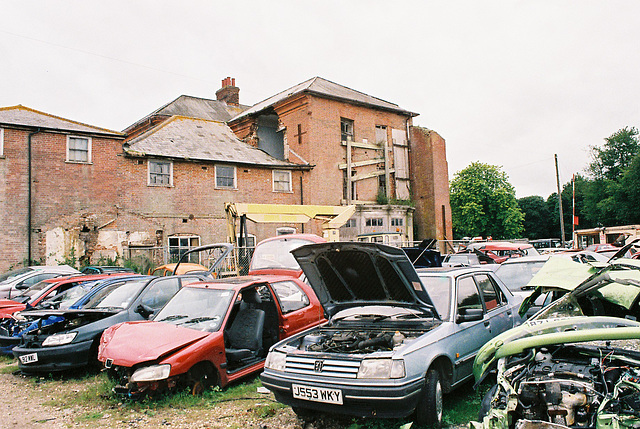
0, 105, 125, 270
0, 77, 452, 271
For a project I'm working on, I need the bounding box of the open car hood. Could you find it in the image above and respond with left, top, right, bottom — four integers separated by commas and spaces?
474, 316, 640, 383
292, 242, 438, 319
98, 321, 209, 367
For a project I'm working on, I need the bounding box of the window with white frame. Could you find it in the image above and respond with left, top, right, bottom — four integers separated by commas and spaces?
273, 170, 292, 192
345, 219, 357, 228
0, 128, 4, 156
168, 235, 200, 263
67, 136, 91, 163
148, 160, 173, 186
365, 218, 383, 227
215, 165, 236, 189
391, 218, 403, 227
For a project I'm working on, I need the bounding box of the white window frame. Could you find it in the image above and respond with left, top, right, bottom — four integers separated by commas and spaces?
272, 170, 292, 193
215, 165, 236, 189
168, 235, 201, 263
0, 128, 4, 157
66, 135, 92, 163
148, 159, 173, 187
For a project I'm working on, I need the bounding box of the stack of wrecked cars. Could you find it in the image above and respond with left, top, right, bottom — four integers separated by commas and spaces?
260, 242, 525, 427
471, 242, 640, 429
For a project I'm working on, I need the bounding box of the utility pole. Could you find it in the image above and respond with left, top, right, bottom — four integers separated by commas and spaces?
555, 154, 566, 247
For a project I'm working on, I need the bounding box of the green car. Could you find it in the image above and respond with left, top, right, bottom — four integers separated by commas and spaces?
472, 258, 640, 429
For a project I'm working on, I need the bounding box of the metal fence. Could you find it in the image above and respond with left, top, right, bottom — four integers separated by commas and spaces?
125, 245, 255, 275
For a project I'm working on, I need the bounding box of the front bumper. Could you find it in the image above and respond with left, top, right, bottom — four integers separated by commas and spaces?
260, 370, 424, 418
13, 339, 93, 373
0, 334, 21, 355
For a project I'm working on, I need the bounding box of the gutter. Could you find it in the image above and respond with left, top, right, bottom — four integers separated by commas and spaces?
27, 128, 41, 264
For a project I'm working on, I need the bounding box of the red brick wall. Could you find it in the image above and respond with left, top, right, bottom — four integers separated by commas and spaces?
0, 127, 126, 269
409, 126, 453, 247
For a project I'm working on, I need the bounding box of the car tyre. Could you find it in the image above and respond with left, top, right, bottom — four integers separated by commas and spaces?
478, 384, 498, 420
186, 363, 215, 395
414, 369, 443, 428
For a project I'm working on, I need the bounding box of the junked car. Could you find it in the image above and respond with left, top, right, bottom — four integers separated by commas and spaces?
98, 274, 324, 396
12, 274, 207, 373
0, 265, 80, 299
471, 258, 640, 429
260, 242, 524, 427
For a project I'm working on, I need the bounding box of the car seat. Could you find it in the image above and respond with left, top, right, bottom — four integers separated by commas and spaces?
224, 289, 265, 365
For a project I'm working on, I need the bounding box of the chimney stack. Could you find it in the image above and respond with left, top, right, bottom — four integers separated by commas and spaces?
216, 76, 239, 106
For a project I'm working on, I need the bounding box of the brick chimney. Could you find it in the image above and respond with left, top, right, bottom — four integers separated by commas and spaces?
216, 77, 240, 105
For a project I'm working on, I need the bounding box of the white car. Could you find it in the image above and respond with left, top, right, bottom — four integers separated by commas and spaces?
0, 266, 79, 299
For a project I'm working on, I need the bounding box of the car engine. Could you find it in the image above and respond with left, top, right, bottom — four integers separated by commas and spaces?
297, 329, 420, 354
492, 345, 640, 428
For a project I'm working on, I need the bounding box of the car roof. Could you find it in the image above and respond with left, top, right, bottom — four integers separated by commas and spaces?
499, 255, 551, 265
183, 275, 280, 291
416, 266, 495, 276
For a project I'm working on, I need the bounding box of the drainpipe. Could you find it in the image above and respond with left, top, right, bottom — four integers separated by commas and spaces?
27, 128, 41, 264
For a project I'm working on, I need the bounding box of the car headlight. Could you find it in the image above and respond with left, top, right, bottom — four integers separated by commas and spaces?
264, 351, 286, 371
357, 359, 405, 379
42, 332, 77, 346
130, 364, 171, 382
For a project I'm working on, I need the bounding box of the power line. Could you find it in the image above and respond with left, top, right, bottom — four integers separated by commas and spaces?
1, 29, 214, 84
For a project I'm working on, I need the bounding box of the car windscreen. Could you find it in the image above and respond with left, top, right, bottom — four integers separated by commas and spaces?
250, 238, 313, 271
418, 275, 451, 320
40, 282, 97, 309
13, 279, 56, 303
495, 261, 546, 292
84, 279, 148, 309
0, 267, 32, 283
154, 287, 234, 332
445, 255, 473, 264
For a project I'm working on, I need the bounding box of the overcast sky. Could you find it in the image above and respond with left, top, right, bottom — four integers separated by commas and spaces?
2, 1, 639, 198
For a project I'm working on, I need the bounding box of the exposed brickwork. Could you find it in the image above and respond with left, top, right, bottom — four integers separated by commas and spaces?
409, 126, 453, 246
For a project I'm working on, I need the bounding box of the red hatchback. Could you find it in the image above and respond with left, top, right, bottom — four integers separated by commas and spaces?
98, 274, 324, 395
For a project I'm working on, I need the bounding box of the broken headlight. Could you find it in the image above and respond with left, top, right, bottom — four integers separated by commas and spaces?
357, 358, 405, 379
264, 351, 286, 371
42, 332, 77, 346
130, 364, 171, 382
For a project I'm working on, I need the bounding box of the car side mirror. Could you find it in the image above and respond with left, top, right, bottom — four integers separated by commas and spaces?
135, 304, 154, 319
456, 307, 484, 323
15, 283, 29, 290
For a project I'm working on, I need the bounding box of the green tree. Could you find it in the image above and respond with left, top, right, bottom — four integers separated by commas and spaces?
517, 196, 551, 239
450, 162, 524, 239
587, 126, 639, 181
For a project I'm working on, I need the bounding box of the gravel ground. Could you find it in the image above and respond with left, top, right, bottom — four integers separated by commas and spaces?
0, 360, 469, 429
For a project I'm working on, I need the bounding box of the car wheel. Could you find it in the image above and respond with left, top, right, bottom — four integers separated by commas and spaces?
478, 384, 498, 420
414, 369, 443, 428
186, 363, 215, 395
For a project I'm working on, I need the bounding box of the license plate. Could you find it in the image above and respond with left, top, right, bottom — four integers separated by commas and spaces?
19, 353, 38, 364
292, 383, 343, 405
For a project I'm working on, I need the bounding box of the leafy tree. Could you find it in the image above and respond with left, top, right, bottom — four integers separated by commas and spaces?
450, 162, 524, 239
587, 127, 639, 181
517, 196, 551, 239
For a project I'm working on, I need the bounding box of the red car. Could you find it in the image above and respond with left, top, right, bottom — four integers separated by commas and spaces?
247, 234, 327, 277
0, 273, 132, 318
98, 274, 324, 395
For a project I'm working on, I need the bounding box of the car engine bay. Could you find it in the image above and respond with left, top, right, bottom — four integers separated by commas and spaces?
490, 344, 640, 428
296, 328, 423, 354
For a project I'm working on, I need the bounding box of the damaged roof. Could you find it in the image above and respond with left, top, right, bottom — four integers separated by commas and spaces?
124, 116, 309, 169
0, 105, 124, 137
123, 95, 249, 133
232, 77, 418, 121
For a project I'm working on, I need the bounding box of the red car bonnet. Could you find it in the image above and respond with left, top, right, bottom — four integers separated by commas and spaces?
99, 321, 209, 367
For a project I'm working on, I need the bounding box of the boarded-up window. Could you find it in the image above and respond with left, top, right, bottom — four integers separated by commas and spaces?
392, 128, 410, 199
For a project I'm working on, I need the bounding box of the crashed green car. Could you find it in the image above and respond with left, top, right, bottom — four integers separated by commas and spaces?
472, 258, 640, 429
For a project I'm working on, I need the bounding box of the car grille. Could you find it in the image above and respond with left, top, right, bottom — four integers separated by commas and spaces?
285, 355, 360, 378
